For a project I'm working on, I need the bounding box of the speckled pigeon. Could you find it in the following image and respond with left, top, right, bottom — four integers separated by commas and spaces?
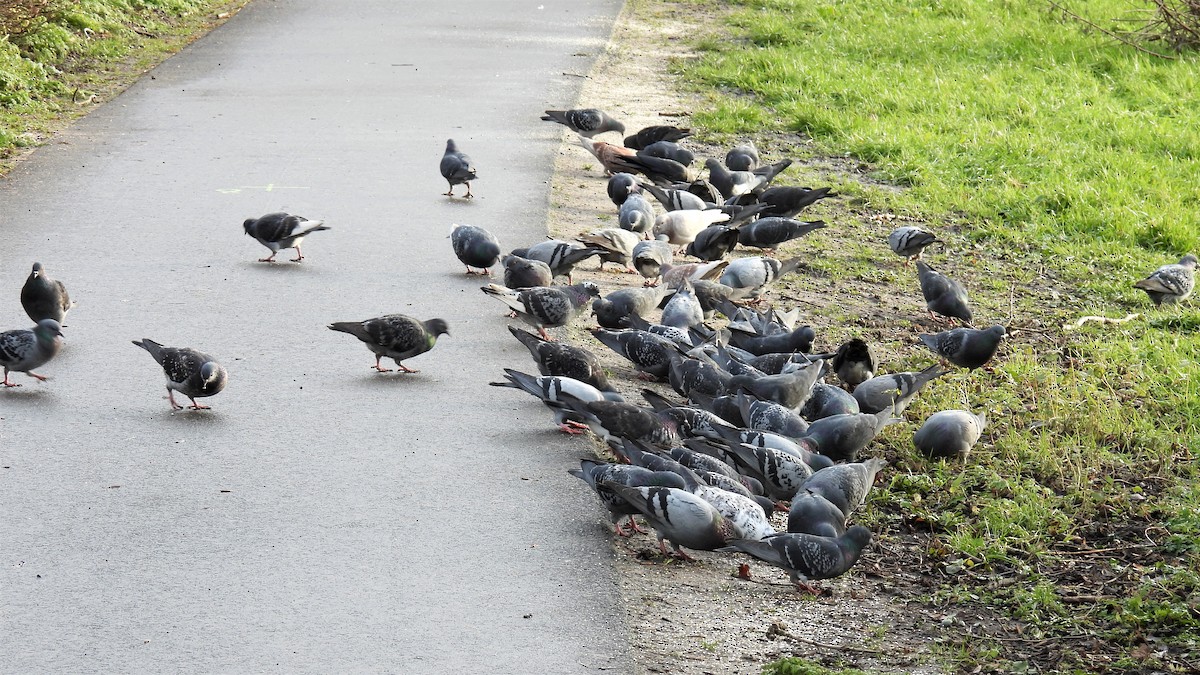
570, 459, 686, 536
591, 328, 680, 379
132, 338, 227, 408
482, 282, 598, 340
243, 212, 330, 263
1134, 254, 1198, 306
719, 526, 871, 592
20, 263, 73, 324
328, 314, 448, 373
917, 261, 972, 324
507, 326, 614, 393
542, 108, 625, 137
918, 325, 1006, 370
450, 223, 501, 275
1, 319, 63, 387
559, 396, 682, 451
490, 368, 623, 434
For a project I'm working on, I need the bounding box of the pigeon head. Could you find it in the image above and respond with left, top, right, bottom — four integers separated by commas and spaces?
31, 262, 44, 277
445, 138, 458, 152
35, 318, 63, 337
242, 219, 257, 236
200, 362, 223, 385
844, 525, 873, 552
424, 318, 450, 337
987, 325, 1007, 339
1182, 254, 1199, 268
577, 282, 601, 299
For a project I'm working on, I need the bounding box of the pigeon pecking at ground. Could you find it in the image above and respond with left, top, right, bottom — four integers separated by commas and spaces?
888, 225, 940, 263
852, 363, 950, 415
501, 254, 553, 289
1134, 254, 1198, 307
623, 124, 690, 150
916, 261, 973, 324
327, 314, 449, 373
131, 338, 227, 409
736, 218, 827, 252
20, 262, 74, 325
542, 108, 626, 137
450, 224, 501, 275
507, 326, 615, 393
440, 138, 478, 198
243, 212, 330, 263
724, 141, 760, 171
918, 325, 1007, 370
490, 368, 623, 434
1, 319, 63, 387
481, 282, 599, 340
913, 409, 988, 460
603, 482, 739, 560
719, 526, 872, 593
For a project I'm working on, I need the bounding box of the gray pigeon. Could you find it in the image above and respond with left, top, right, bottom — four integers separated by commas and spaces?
570, 459, 686, 536
507, 326, 614, 393
719, 443, 815, 501
603, 482, 738, 559
632, 238, 674, 285
787, 489, 847, 537
736, 391, 810, 438
727, 325, 816, 356
20, 263, 73, 324
801, 408, 899, 463
754, 186, 835, 219
592, 285, 673, 329
719, 256, 802, 298
660, 278, 705, 330
800, 458, 888, 519
798, 382, 861, 421
619, 192, 657, 235
1, 319, 63, 387
243, 212, 330, 263
542, 108, 625, 137
621, 314, 694, 347
642, 140, 695, 167
490, 369, 623, 434
482, 282, 599, 340
577, 228, 641, 272
450, 224, 501, 275
917, 261, 972, 324
667, 352, 734, 399
591, 328, 679, 379
640, 182, 709, 212
913, 409, 988, 459
440, 138, 477, 198
918, 325, 1006, 370
328, 315, 449, 373
719, 527, 871, 592
728, 359, 824, 410
559, 396, 682, 451
826, 338, 877, 389
1134, 254, 1198, 306
737, 218, 827, 251
132, 338, 227, 409
853, 364, 949, 415
888, 226, 939, 262
705, 158, 791, 200
623, 125, 691, 150
513, 240, 602, 283
607, 172, 640, 206
501, 254, 553, 289
725, 142, 759, 171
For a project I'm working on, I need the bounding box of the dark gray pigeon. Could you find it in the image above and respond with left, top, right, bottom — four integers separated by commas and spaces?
787, 489, 847, 537
20, 263, 73, 324
719, 255, 802, 298
667, 352, 733, 399
633, 238, 674, 285
559, 396, 682, 451
888, 225, 939, 262
607, 172, 640, 206
591, 328, 679, 379
482, 282, 599, 340
737, 391, 810, 438
328, 314, 448, 373
728, 325, 816, 356
737, 218, 827, 251
728, 360, 823, 410
450, 224, 501, 275
640, 182, 709, 212
918, 325, 1006, 370
578, 228, 641, 272
508, 326, 614, 393
618, 192, 657, 235
685, 224, 741, 262
642, 140, 695, 166
592, 284, 673, 329
798, 382, 861, 421
1, 319, 63, 387
132, 337, 227, 409
800, 458, 888, 519
513, 240, 602, 283
243, 212, 330, 263
490, 368, 623, 434
827, 338, 877, 388
604, 482, 738, 559
570, 459, 687, 536
754, 186, 834, 219
1134, 254, 1198, 306
440, 138, 477, 198
853, 364, 949, 415
801, 408, 898, 463
913, 409, 988, 460
542, 108, 625, 137
917, 261, 972, 324
692, 280, 753, 319
725, 142, 759, 171
501, 254, 553, 289
719, 526, 871, 592
624, 125, 690, 150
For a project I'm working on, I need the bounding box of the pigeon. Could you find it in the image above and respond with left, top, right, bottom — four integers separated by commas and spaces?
512, 240, 602, 282
661, 260, 728, 289
917, 261, 972, 324
559, 396, 682, 451
440, 138, 477, 198
737, 391, 811, 438
680, 178, 724, 204
603, 482, 738, 559
593, 285, 674, 329
640, 182, 709, 212
724, 142, 760, 171
827, 338, 877, 388
852, 364, 949, 415
703, 425, 832, 470
625, 152, 697, 185
501, 254, 553, 289
570, 460, 687, 536
482, 282, 599, 339
705, 158, 792, 200
737, 218, 827, 251
542, 108, 625, 137
607, 172, 640, 206
618, 192, 657, 235
888, 226, 939, 262
719, 256, 802, 298
660, 279, 705, 329
0, 319, 63, 387
591, 328, 680, 379
620, 314, 694, 347
641, 140, 695, 167
632, 238, 674, 285
918, 325, 1007, 370
800, 458, 889, 519
20, 263, 73, 324
328, 314, 449, 373
578, 228, 641, 272
913, 409, 988, 460
692, 482, 776, 540
727, 325, 816, 356
667, 352, 734, 399
801, 408, 899, 463
450, 224, 501, 275
717, 443, 814, 501
507, 326, 614, 393
1134, 254, 1199, 306
797, 382, 860, 421
575, 135, 641, 174
754, 186, 835, 219
719, 527, 871, 592
692, 279, 753, 319
624, 125, 690, 150
653, 209, 731, 247
728, 360, 824, 410
490, 369, 623, 434
787, 489, 847, 537
243, 212, 330, 263
131, 338, 227, 409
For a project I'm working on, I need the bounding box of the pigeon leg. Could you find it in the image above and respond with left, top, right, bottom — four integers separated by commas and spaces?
372, 355, 394, 373
26, 371, 48, 382
613, 519, 630, 537
166, 389, 184, 410
628, 516, 648, 535
793, 580, 821, 595
2, 369, 19, 387
537, 327, 553, 341
258, 252, 278, 263
557, 423, 587, 435
463, 183, 473, 199
444, 185, 456, 197
670, 543, 696, 562
188, 398, 213, 410
395, 362, 420, 374
291, 246, 305, 263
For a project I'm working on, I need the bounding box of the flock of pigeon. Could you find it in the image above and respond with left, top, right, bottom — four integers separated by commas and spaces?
3, 104, 1195, 591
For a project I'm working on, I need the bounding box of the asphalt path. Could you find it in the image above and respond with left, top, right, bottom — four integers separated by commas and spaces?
0, 1, 632, 672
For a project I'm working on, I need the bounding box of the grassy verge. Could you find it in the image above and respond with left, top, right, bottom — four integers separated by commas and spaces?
667, 0, 1199, 672
0, 0, 248, 172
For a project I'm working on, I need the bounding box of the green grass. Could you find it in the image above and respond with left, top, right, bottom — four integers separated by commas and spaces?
670, 0, 1200, 672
